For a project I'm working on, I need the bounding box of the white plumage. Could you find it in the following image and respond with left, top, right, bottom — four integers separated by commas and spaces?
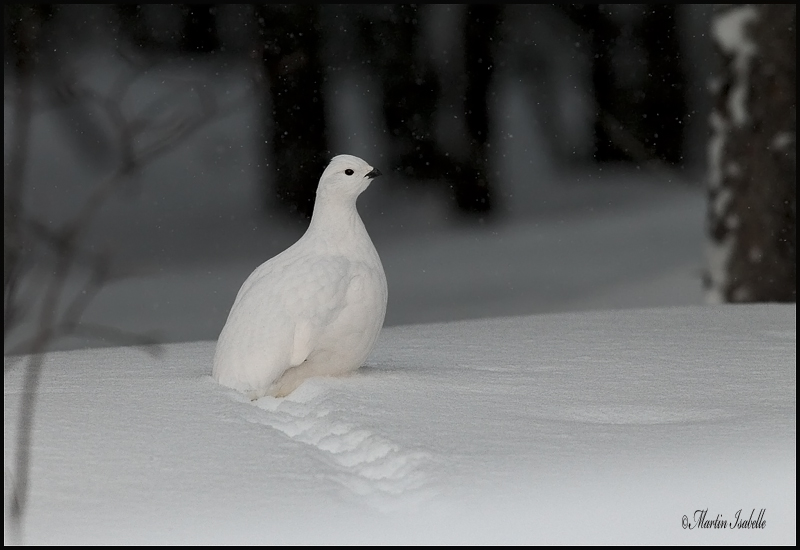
213, 155, 387, 398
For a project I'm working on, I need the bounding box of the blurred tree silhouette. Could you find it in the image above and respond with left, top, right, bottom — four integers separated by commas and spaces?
180, 4, 220, 53
561, 5, 687, 164
356, 4, 497, 214
706, 4, 796, 303
357, 5, 445, 180
4, 4, 54, 304
256, 4, 329, 219
114, 5, 158, 50
640, 5, 687, 164
114, 5, 222, 53
4, 4, 707, 222
5, 4, 240, 539
72, 4, 697, 219
460, 4, 502, 213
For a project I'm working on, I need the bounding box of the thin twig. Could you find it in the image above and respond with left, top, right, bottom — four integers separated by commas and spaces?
4, 46, 244, 543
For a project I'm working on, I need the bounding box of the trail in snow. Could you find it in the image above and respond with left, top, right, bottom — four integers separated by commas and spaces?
228, 380, 437, 511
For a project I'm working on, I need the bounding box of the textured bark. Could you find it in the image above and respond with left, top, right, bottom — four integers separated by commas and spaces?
707, 4, 796, 302
257, 5, 329, 219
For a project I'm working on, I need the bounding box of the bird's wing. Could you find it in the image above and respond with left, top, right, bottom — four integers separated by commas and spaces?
228, 244, 299, 311
214, 253, 354, 392
282, 255, 353, 365
236, 253, 353, 330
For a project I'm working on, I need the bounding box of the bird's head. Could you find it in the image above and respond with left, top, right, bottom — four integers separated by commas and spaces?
317, 154, 382, 201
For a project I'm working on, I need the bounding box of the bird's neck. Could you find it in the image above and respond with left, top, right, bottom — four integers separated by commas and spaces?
306, 195, 369, 252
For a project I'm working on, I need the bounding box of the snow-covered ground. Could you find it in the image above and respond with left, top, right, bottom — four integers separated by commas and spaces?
4, 305, 796, 544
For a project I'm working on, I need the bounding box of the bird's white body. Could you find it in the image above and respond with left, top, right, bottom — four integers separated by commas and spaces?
213, 155, 387, 398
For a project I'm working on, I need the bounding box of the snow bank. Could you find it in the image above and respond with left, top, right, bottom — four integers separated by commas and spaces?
4, 305, 795, 544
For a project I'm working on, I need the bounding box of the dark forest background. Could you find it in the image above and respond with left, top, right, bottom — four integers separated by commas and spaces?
4, 4, 795, 354
5, 4, 704, 218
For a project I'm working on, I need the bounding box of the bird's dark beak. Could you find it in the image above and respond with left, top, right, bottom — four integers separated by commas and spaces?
365, 168, 382, 179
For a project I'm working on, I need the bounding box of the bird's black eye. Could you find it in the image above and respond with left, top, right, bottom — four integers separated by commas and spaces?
345, 169, 354, 176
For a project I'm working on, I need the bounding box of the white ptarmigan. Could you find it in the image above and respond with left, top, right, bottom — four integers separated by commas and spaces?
213, 155, 387, 398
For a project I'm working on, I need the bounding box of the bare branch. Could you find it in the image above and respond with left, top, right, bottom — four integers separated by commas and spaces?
4, 39, 246, 543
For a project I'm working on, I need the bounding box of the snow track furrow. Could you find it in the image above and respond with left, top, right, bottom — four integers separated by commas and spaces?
242, 382, 436, 511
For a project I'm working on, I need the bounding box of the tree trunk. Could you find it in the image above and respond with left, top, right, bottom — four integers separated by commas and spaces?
180, 5, 220, 54
458, 4, 502, 214
706, 4, 796, 302
356, 5, 449, 180
585, 5, 627, 162
114, 5, 160, 51
257, 5, 329, 219
561, 5, 687, 165
639, 5, 687, 164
